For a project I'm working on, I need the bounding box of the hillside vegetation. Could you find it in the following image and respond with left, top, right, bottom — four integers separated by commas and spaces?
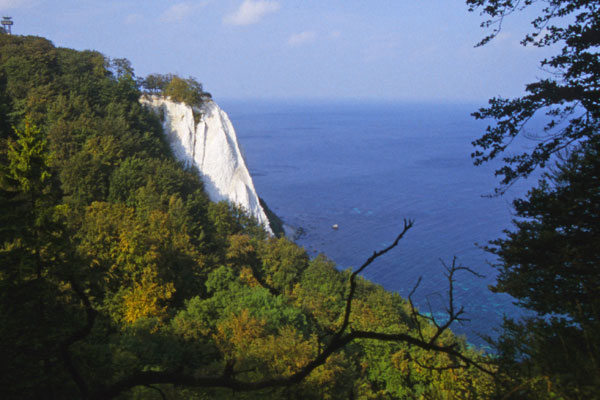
0, 35, 492, 399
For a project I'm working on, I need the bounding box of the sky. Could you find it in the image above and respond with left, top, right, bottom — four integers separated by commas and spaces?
0, 0, 556, 102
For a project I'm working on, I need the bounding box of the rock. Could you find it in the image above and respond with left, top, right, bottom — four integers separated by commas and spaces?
141, 95, 273, 235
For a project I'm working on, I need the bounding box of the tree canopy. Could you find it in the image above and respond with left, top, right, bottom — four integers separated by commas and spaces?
468, 1, 600, 397
468, 0, 600, 189
139, 73, 212, 108
487, 139, 600, 397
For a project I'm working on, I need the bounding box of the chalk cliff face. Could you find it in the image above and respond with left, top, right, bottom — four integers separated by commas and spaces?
141, 95, 273, 235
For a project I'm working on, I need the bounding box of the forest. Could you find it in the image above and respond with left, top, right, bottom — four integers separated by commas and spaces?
0, 33, 493, 399
1, 1, 599, 399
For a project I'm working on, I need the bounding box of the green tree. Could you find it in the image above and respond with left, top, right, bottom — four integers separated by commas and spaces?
467, 0, 600, 190
6, 121, 52, 194
140, 73, 173, 93
467, 1, 600, 397
164, 75, 210, 108
485, 139, 600, 398
108, 57, 134, 80
490, 141, 600, 322
258, 236, 309, 295
0, 122, 78, 398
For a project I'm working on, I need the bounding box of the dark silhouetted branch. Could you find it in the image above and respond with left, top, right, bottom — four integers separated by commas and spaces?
60, 280, 97, 399
145, 385, 167, 400
334, 219, 414, 341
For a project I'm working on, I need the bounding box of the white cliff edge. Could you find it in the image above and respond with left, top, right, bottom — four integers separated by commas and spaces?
140, 95, 273, 235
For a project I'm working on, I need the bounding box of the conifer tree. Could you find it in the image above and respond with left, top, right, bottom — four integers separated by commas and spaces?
467, 1, 600, 397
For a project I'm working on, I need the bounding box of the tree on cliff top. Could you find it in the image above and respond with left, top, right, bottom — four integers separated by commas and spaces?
165, 76, 211, 107
140, 73, 212, 107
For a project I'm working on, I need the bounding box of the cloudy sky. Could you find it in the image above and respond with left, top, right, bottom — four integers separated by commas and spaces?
1, 0, 555, 102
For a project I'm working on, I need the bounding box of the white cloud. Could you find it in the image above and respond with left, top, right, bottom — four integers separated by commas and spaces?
223, 0, 280, 26
287, 31, 316, 46
161, 1, 209, 22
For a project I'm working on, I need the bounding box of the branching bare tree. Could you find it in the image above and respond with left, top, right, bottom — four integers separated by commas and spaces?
407, 257, 490, 372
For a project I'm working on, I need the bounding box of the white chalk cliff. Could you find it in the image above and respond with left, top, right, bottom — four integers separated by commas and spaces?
141, 95, 273, 235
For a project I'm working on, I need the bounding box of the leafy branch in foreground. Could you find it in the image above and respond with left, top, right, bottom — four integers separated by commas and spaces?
467, 1, 600, 397
467, 0, 600, 192
57, 219, 493, 399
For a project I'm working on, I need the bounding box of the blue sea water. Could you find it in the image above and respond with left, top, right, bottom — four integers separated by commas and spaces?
221, 99, 537, 347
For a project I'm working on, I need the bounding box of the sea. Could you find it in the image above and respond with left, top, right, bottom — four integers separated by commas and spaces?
221, 99, 538, 348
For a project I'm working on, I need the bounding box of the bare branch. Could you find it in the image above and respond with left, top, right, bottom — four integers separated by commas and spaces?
96, 327, 494, 399
348, 330, 494, 375
406, 258, 485, 346
60, 280, 97, 399
408, 276, 426, 341
145, 385, 167, 400
335, 219, 414, 340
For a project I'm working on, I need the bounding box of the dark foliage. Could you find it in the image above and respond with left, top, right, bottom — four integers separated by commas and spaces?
467, 0, 600, 190
468, 1, 600, 398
